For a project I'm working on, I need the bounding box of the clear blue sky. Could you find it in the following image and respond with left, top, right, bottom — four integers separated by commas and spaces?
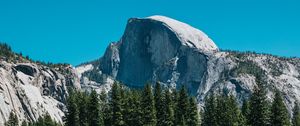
0, 0, 299, 65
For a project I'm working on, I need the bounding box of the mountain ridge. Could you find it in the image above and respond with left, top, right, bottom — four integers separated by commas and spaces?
77, 15, 300, 114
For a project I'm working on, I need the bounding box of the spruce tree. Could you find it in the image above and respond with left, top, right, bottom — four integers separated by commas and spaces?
132, 90, 143, 126
123, 90, 134, 126
5, 111, 18, 126
111, 82, 125, 126
154, 82, 164, 126
21, 121, 27, 126
163, 90, 175, 126
188, 97, 200, 126
77, 92, 88, 126
100, 90, 112, 126
65, 90, 80, 126
241, 99, 250, 125
226, 95, 246, 126
271, 91, 291, 126
249, 79, 270, 126
293, 101, 300, 126
43, 113, 56, 126
176, 86, 189, 125
172, 88, 179, 125
202, 94, 218, 126
141, 83, 156, 126
88, 90, 103, 126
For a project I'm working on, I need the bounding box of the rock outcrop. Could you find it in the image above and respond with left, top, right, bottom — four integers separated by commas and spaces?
0, 61, 80, 125
78, 15, 300, 113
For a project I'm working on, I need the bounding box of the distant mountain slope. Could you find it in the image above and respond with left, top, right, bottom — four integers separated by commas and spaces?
0, 43, 80, 124
77, 15, 300, 113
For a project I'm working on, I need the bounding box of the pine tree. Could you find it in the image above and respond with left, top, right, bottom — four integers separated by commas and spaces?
87, 90, 103, 126
5, 111, 18, 126
241, 99, 250, 125
249, 79, 270, 126
36, 116, 45, 126
176, 86, 189, 125
141, 83, 156, 126
100, 90, 112, 126
172, 88, 179, 125
202, 94, 218, 126
226, 95, 246, 126
65, 90, 80, 126
111, 82, 125, 126
43, 113, 56, 126
21, 121, 27, 126
188, 97, 200, 126
271, 91, 291, 126
293, 101, 300, 126
77, 92, 89, 126
154, 82, 165, 126
162, 90, 175, 126
123, 90, 134, 126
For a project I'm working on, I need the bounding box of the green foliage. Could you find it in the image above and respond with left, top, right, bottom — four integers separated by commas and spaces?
163, 90, 175, 126
188, 97, 200, 126
111, 82, 125, 126
202, 94, 218, 126
231, 60, 265, 78
5, 111, 18, 126
77, 92, 89, 126
141, 84, 157, 126
176, 86, 190, 126
65, 89, 80, 126
81, 69, 103, 83
249, 80, 271, 126
0, 43, 14, 60
88, 90, 104, 126
241, 99, 251, 125
271, 91, 291, 126
203, 94, 245, 126
293, 101, 300, 126
154, 82, 164, 126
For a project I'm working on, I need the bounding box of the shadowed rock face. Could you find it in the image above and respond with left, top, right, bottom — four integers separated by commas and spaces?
78, 16, 300, 114
95, 17, 214, 94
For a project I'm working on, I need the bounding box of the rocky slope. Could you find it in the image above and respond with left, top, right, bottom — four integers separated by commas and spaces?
0, 54, 80, 125
77, 15, 300, 113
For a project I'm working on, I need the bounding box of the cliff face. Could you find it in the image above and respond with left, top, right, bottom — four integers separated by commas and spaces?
0, 61, 80, 124
78, 15, 300, 113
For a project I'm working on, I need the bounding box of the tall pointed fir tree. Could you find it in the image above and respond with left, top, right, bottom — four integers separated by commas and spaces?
188, 97, 200, 126
77, 92, 89, 126
141, 83, 157, 126
65, 90, 80, 126
271, 91, 291, 126
202, 94, 218, 126
249, 78, 270, 126
43, 113, 56, 126
111, 82, 125, 126
226, 95, 246, 126
87, 90, 103, 126
5, 111, 18, 126
162, 89, 175, 126
154, 82, 165, 126
100, 90, 112, 126
241, 99, 251, 125
176, 86, 189, 125
293, 101, 300, 126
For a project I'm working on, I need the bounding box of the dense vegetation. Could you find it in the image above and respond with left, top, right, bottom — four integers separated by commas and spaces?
64, 82, 200, 126
5, 80, 300, 126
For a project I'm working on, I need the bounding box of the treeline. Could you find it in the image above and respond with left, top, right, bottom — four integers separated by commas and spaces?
5, 112, 61, 126
203, 79, 300, 126
64, 82, 200, 126
6, 81, 300, 126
